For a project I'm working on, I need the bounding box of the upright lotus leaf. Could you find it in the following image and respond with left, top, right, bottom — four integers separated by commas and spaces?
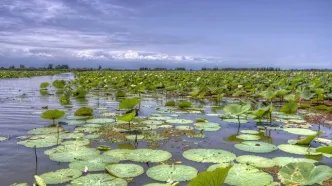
316, 146, 332, 154
234, 141, 278, 153
40, 82, 50, 89
260, 90, 276, 100
72, 87, 88, 98
223, 103, 251, 116
39, 168, 82, 184
187, 166, 232, 186
225, 164, 273, 186
49, 148, 100, 162
146, 164, 198, 182
183, 149, 236, 163
41, 109, 65, 124
300, 90, 315, 100
283, 128, 317, 136
52, 80, 66, 89
119, 98, 141, 110
278, 162, 332, 185
105, 164, 144, 178
74, 107, 94, 116
284, 94, 299, 103
69, 155, 120, 171
59, 95, 71, 105
128, 149, 172, 163
296, 131, 323, 145
117, 111, 136, 122
273, 157, 317, 167
280, 103, 298, 114
278, 144, 321, 155
236, 155, 275, 168
177, 100, 192, 108
69, 174, 128, 186
34, 175, 46, 186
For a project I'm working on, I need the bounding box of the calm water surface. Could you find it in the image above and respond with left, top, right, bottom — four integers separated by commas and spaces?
0, 73, 331, 186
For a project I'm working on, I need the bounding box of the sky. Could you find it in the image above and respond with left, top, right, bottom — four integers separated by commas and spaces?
0, 0, 332, 69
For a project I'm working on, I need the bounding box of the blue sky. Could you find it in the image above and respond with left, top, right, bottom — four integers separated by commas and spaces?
0, 0, 331, 69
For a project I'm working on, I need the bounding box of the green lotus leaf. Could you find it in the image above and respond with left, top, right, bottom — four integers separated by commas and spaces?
17, 136, 61, 148
44, 145, 88, 155
278, 144, 321, 155
84, 134, 100, 139
280, 103, 298, 114
207, 163, 232, 171
146, 164, 198, 182
183, 149, 236, 163
34, 175, 46, 186
128, 149, 172, 163
105, 163, 144, 178
66, 120, 86, 126
316, 146, 332, 154
166, 119, 193, 124
0, 136, 8, 142
117, 111, 136, 122
142, 120, 164, 125
59, 132, 85, 139
283, 128, 317, 136
223, 104, 251, 116
234, 141, 278, 153
69, 174, 127, 186
74, 107, 94, 116
39, 168, 82, 184
41, 109, 65, 120
62, 138, 90, 146
69, 155, 120, 171
272, 157, 317, 167
240, 130, 259, 134
104, 149, 133, 161
187, 166, 232, 186
278, 162, 332, 185
236, 155, 275, 168
194, 122, 221, 131
176, 126, 194, 130
119, 98, 141, 109
49, 148, 100, 162
40, 82, 50, 89
86, 118, 115, 124
222, 119, 249, 123
148, 116, 173, 121
28, 127, 63, 135
52, 79, 66, 89
236, 134, 261, 141
97, 145, 111, 151
225, 164, 273, 186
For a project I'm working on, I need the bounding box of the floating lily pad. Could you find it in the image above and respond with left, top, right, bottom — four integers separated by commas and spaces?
129, 149, 172, 163
69, 174, 127, 186
166, 119, 193, 124
67, 116, 90, 120
106, 164, 144, 178
272, 157, 317, 167
236, 155, 275, 168
49, 148, 100, 162
183, 149, 236, 163
39, 168, 82, 184
223, 119, 249, 123
125, 135, 144, 141
146, 164, 198, 182
194, 122, 221, 131
75, 127, 99, 133
225, 164, 273, 186
283, 128, 317, 136
278, 162, 332, 185
62, 138, 90, 146
0, 136, 8, 142
60, 132, 85, 139
66, 120, 86, 126
44, 145, 86, 155
236, 134, 261, 141
104, 149, 133, 161
28, 127, 63, 135
142, 120, 164, 125
69, 155, 120, 171
207, 163, 232, 171
278, 144, 321, 155
143, 183, 171, 186
17, 136, 61, 148
148, 116, 173, 121
84, 134, 100, 139
240, 130, 259, 134
235, 141, 278, 153
84, 124, 102, 128
175, 126, 194, 130
86, 118, 115, 124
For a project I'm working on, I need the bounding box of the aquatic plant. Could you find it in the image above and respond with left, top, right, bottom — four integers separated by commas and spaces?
40, 82, 50, 89
115, 90, 126, 98
187, 166, 232, 186
59, 95, 71, 105
72, 87, 88, 98
52, 80, 66, 89
165, 100, 176, 106
41, 109, 65, 125
74, 107, 94, 116
146, 164, 198, 182
177, 100, 192, 108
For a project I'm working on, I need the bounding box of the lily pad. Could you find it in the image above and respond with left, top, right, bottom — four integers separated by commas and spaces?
28, 127, 63, 135
125, 135, 144, 141
0, 136, 8, 142
69, 155, 120, 171
69, 174, 127, 186
278, 144, 321, 155
240, 130, 259, 134
148, 116, 173, 121
17, 136, 61, 148
283, 128, 317, 136
223, 119, 249, 124
225, 164, 273, 186
166, 119, 193, 124
234, 141, 278, 153
39, 168, 82, 184
105, 164, 144, 178
236, 134, 261, 141
104, 149, 133, 161
183, 149, 236, 163
86, 118, 115, 124
278, 162, 332, 185
175, 126, 194, 130
49, 148, 100, 162
236, 155, 275, 168
272, 157, 317, 167
194, 122, 221, 131
146, 164, 198, 182
128, 149, 172, 163
66, 120, 86, 126
207, 163, 232, 171
142, 120, 164, 125
62, 138, 90, 146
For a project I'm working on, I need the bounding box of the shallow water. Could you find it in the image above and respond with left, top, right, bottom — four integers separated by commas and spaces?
0, 73, 331, 186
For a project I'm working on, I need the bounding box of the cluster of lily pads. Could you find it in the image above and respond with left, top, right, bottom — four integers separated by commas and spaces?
6, 71, 332, 185
0, 70, 62, 78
